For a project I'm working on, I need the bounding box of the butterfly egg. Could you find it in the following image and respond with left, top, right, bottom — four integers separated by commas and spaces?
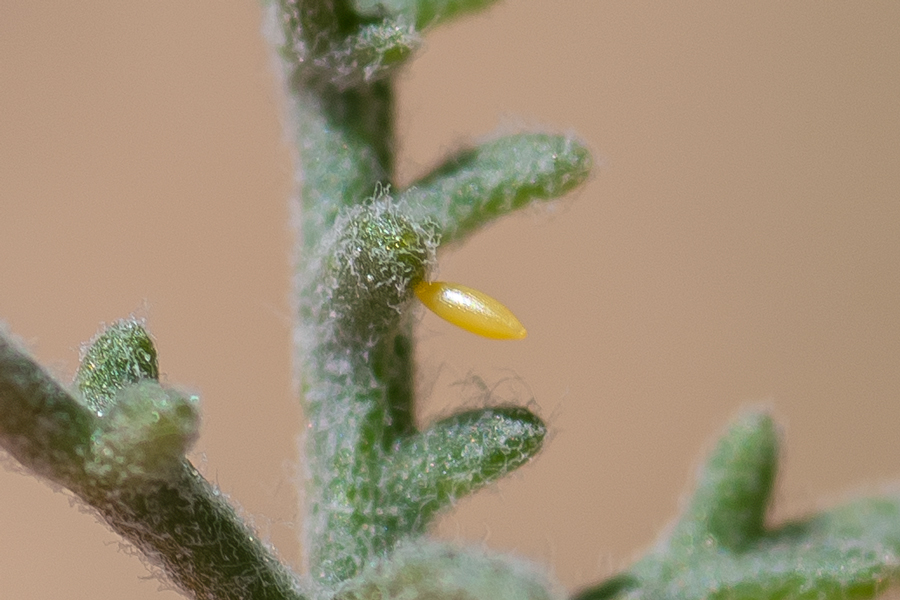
414, 281, 527, 340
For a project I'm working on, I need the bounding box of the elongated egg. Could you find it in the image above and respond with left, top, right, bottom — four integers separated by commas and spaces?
415, 281, 527, 340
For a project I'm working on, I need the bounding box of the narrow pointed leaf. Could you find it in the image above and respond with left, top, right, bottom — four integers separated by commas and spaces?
672, 412, 778, 551
401, 134, 591, 243
574, 414, 900, 600
627, 498, 900, 600
381, 406, 546, 532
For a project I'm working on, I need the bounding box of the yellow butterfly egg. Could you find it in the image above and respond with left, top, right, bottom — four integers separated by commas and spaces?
414, 281, 527, 340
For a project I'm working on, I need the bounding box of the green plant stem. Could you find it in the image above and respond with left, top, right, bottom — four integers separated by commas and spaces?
291, 83, 394, 249
270, 0, 576, 586
0, 333, 304, 600
0, 333, 95, 485
300, 325, 419, 584
274, 2, 415, 585
87, 461, 303, 600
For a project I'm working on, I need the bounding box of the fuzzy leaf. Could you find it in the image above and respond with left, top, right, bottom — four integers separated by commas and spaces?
401, 133, 591, 243
276, 0, 417, 90
87, 380, 199, 487
353, 0, 501, 30
625, 498, 900, 600
338, 541, 560, 600
382, 406, 546, 532
311, 198, 438, 346
671, 412, 778, 551
314, 20, 420, 90
76, 319, 158, 413
574, 412, 900, 600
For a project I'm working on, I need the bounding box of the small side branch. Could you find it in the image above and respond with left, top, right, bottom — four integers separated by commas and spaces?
0, 330, 305, 600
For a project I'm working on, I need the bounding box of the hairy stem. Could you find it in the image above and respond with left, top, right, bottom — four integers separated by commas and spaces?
0, 332, 304, 600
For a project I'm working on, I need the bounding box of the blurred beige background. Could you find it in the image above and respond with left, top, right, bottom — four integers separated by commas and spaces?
2, 2, 900, 598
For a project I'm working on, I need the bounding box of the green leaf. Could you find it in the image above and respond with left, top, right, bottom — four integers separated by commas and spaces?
275, 0, 418, 90
401, 133, 592, 243
629, 499, 900, 600
76, 319, 158, 413
338, 541, 560, 600
382, 406, 546, 533
312, 198, 437, 346
353, 0, 502, 30
317, 20, 420, 90
574, 412, 900, 600
87, 380, 199, 488
671, 412, 778, 551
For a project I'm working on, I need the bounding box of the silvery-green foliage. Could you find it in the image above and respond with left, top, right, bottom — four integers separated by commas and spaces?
1, 2, 898, 600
